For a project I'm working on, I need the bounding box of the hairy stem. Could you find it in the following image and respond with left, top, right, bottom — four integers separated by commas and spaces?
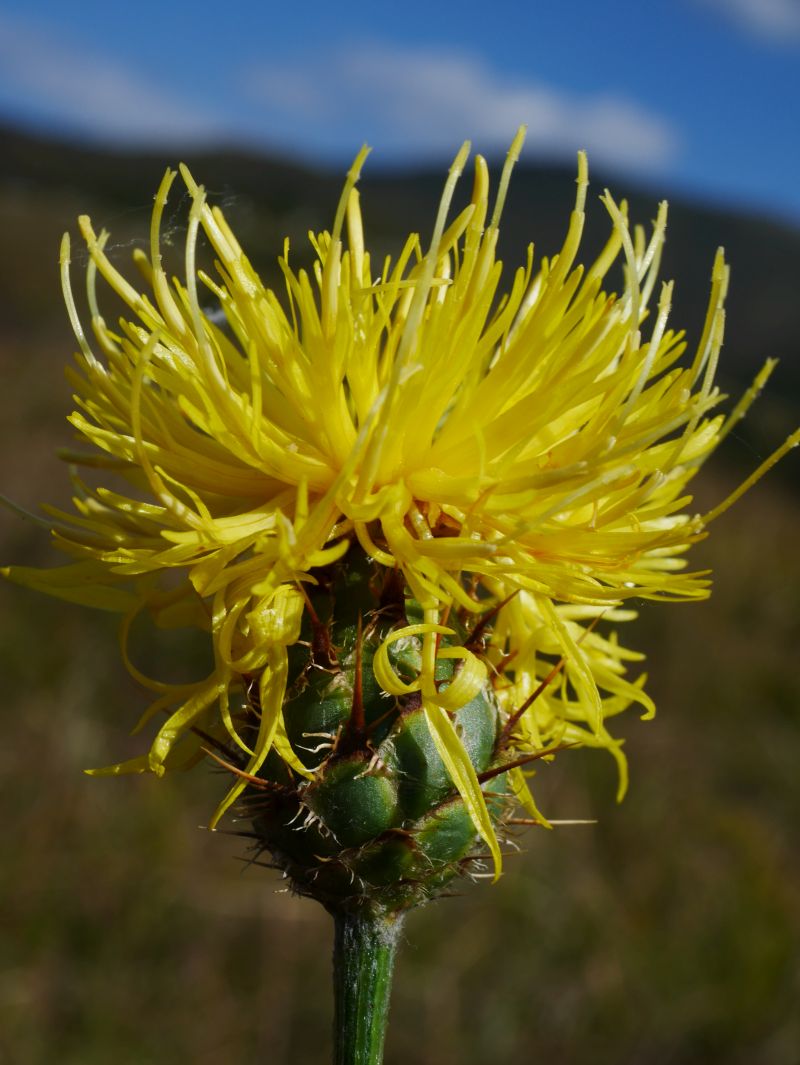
332, 909, 404, 1065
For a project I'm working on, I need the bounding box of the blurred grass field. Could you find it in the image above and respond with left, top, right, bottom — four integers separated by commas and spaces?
1, 130, 799, 1065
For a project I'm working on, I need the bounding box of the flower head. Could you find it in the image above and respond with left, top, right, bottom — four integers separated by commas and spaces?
5, 128, 796, 877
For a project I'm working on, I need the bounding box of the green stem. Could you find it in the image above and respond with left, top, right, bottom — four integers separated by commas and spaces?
332, 909, 404, 1065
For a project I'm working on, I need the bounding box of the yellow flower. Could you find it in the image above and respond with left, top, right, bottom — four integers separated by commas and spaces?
4, 128, 796, 873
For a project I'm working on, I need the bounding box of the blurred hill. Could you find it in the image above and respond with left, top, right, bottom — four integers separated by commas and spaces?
2, 121, 797, 496
2, 120, 798, 396
1, 122, 798, 1065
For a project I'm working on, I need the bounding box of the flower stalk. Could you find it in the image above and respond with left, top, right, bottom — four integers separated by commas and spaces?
332, 910, 404, 1065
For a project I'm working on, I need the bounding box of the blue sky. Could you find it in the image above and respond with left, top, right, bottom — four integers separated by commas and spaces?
0, 0, 798, 221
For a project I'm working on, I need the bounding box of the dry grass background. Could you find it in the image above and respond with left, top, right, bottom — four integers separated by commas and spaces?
1, 132, 799, 1065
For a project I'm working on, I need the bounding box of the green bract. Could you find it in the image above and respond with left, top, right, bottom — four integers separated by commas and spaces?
242, 550, 511, 913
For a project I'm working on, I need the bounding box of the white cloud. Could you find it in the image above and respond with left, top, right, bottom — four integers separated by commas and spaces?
696, 0, 800, 42
0, 17, 681, 173
0, 14, 222, 144
243, 43, 680, 172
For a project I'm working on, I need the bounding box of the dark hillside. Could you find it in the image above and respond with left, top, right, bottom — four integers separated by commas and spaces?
3, 120, 798, 399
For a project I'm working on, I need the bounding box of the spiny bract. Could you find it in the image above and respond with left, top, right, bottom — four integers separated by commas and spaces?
5, 128, 796, 904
